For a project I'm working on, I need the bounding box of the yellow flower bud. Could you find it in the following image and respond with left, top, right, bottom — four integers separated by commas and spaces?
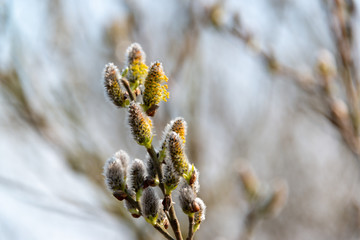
170, 117, 187, 144
142, 62, 169, 113
159, 117, 187, 162
128, 102, 153, 148
167, 132, 189, 176
126, 43, 148, 90
103, 63, 129, 108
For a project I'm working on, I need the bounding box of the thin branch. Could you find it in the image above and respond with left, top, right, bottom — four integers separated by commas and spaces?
241, 211, 258, 240
147, 145, 183, 240
332, 0, 360, 135
121, 78, 136, 101
224, 3, 360, 159
147, 146, 165, 193
186, 216, 194, 240
125, 194, 142, 215
168, 195, 183, 240
154, 224, 175, 240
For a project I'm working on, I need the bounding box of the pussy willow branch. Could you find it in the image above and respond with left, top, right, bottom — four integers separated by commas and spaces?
186, 216, 194, 240
167, 197, 183, 240
120, 76, 183, 240
126, 185, 174, 239
330, 0, 360, 135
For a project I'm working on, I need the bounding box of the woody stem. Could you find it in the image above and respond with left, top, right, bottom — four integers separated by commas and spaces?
147, 145, 183, 240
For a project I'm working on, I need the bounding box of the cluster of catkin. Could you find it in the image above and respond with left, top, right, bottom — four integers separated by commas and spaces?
102, 43, 205, 240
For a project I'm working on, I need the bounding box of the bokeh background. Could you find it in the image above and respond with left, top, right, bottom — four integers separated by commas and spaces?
1, 0, 360, 239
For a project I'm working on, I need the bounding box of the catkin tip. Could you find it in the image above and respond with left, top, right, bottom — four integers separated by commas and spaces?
126, 42, 146, 65
103, 151, 128, 192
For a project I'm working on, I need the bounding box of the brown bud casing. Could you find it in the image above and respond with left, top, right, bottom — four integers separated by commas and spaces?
131, 213, 141, 218
113, 191, 127, 201
191, 200, 200, 213
164, 219, 169, 229
189, 172, 197, 186
143, 177, 156, 189
146, 104, 159, 117
162, 195, 172, 212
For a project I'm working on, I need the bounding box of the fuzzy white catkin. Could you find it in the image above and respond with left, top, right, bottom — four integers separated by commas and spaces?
129, 159, 146, 193
146, 155, 157, 179
179, 182, 196, 213
141, 187, 159, 218
114, 150, 129, 172
160, 117, 187, 148
162, 158, 180, 186
194, 198, 206, 223
103, 151, 129, 191
157, 199, 167, 225
126, 42, 146, 65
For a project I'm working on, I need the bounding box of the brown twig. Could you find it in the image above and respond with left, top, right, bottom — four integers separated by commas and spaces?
147, 146, 165, 193
167, 194, 183, 240
186, 216, 195, 240
125, 195, 142, 215
154, 224, 175, 240
120, 78, 136, 102
222, 2, 360, 158
147, 146, 183, 240
319, 0, 360, 157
